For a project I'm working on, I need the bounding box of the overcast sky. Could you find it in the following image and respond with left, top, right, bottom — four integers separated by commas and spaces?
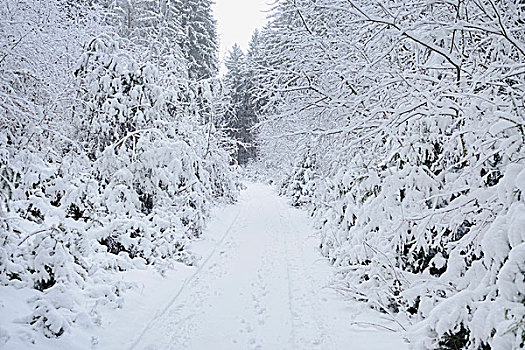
212, 0, 272, 74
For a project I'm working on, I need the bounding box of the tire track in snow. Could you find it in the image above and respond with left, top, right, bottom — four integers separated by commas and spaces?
128, 207, 243, 350
278, 199, 334, 350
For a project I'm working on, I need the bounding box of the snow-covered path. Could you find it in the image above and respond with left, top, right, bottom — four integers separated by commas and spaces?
126, 183, 408, 350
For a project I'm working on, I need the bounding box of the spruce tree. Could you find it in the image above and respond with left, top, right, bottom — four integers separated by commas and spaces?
101, 0, 185, 68
174, 0, 219, 80
223, 44, 257, 165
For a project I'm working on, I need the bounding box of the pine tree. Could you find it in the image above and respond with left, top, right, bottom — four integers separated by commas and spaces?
174, 0, 219, 80
222, 44, 257, 165
245, 29, 266, 119
100, 0, 186, 70
281, 146, 317, 207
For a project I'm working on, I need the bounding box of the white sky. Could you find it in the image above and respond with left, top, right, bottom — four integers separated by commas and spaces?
212, 0, 272, 74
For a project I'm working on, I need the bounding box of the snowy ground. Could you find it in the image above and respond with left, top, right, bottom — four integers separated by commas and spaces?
2, 183, 408, 349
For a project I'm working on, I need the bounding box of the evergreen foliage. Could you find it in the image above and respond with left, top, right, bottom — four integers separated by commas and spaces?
174, 0, 219, 80
3, 0, 525, 347
221, 44, 258, 165
280, 146, 316, 207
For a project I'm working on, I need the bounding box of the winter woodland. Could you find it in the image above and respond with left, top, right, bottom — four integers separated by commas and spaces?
1, 0, 524, 349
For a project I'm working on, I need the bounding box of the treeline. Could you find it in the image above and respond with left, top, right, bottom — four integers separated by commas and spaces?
252, 0, 525, 349
1, 0, 238, 340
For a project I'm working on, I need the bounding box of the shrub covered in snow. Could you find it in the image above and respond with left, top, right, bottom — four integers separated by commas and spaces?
280, 146, 317, 207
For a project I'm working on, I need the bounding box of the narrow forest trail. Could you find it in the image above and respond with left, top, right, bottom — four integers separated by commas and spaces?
125, 183, 408, 350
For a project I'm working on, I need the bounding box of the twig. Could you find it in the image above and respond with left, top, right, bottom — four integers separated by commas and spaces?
371, 299, 408, 332
350, 321, 399, 332
174, 181, 198, 195
18, 229, 49, 246
0, 29, 34, 66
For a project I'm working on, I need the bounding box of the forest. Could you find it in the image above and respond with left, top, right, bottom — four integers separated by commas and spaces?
1, 0, 524, 349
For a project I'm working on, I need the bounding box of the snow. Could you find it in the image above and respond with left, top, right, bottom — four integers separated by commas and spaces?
1, 183, 408, 349
3, 0, 523, 347
113, 183, 406, 349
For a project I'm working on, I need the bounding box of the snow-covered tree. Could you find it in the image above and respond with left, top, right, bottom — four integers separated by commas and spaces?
256, 0, 525, 348
174, 0, 218, 80
222, 44, 258, 165
280, 145, 317, 207
0, 0, 237, 343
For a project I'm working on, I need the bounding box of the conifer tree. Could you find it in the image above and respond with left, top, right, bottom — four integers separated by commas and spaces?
222, 44, 258, 165
174, 0, 219, 80
245, 29, 266, 118
101, 0, 185, 69
281, 146, 317, 207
